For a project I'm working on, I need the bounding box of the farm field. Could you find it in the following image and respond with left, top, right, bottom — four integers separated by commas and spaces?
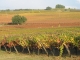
0, 27, 80, 60
0, 11, 80, 28
0, 10, 80, 60
0, 28, 80, 52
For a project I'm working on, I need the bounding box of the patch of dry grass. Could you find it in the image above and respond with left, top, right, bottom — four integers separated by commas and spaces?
0, 51, 80, 60
0, 12, 80, 23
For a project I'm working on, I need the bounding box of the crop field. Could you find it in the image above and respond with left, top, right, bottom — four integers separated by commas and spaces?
0, 27, 80, 58
0, 11, 80, 27
0, 10, 80, 60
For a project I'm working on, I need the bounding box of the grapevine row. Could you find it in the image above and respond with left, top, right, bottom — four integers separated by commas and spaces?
0, 33, 80, 57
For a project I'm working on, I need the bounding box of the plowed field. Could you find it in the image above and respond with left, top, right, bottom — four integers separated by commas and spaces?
0, 12, 80, 28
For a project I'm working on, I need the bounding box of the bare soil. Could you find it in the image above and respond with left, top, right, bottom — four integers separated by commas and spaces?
2, 22, 80, 28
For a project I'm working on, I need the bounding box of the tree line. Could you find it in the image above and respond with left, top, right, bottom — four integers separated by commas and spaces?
0, 4, 80, 12
45, 4, 65, 10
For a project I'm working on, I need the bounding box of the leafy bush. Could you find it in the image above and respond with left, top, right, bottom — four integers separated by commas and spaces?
55, 4, 65, 9
45, 6, 52, 10
12, 15, 27, 25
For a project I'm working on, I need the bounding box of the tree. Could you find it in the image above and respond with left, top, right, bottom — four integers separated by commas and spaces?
55, 4, 65, 9
12, 15, 27, 25
45, 6, 52, 10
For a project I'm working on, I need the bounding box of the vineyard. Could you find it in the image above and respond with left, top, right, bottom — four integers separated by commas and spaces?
0, 27, 80, 57
0, 10, 80, 60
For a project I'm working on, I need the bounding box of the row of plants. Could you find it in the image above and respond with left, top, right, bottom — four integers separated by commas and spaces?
0, 32, 80, 57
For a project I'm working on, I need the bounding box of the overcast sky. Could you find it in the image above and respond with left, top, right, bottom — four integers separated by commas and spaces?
0, 0, 80, 10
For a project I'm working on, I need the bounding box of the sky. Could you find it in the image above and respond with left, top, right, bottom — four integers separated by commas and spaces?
0, 0, 80, 10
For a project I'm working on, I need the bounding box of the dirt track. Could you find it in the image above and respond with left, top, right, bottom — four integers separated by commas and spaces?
3, 22, 80, 28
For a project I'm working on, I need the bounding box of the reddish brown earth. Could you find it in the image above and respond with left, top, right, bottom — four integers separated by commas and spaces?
0, 13, 80, 28
3, 22, 80, 28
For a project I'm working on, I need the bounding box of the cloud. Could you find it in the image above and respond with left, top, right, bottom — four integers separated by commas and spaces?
77, 0, 80, 3
0, 0, 80, 10
0, 0, 46, 9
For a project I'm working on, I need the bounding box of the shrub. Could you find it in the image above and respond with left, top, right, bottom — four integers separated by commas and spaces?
12, 15, 27, 25
45, 6, 52, 10
55, 4, 65, 9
